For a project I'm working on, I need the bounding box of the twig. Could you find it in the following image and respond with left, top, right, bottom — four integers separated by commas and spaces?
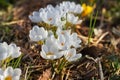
1, 20, 24, 26
25, 66, 29, 80
98, 58, 104, 80
78, 34, 89, 44
78, 31, 109, 45
95, 32, 109, 45
65, 65, 74, 80
78, 34, 97, 44
51, 71, 56, 80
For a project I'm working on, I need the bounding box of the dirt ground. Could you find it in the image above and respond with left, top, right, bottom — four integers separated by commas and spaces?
0, 0, 120, 80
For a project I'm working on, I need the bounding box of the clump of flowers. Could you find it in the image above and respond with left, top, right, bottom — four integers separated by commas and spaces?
30, 26, 82, 61
29, 1, 84, 78
29, 1, 83, 29
0, 1, 94, 80
0, 42, 22, 80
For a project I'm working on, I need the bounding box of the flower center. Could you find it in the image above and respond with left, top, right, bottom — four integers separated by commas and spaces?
68, 53, 73, 58
37, 41, 43, 45
5, 76, 12, 80
61, 42, 64, 46
46, 52, 54, 56
48, 18, 52, 21
61, 32, 65, 35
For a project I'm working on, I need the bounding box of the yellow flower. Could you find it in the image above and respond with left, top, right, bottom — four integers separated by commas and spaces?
81, 3, 93, 17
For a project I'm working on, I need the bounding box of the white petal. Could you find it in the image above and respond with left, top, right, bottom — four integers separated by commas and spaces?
68, 53, 82, 62
12, 76, 20, 80
40, 51, 47, 59
0, 42, 9, 60
4, 67, 13, 77
64, 48, 76, 60
13, 68, 21, 77
29, 11, 42, 23
0, 68, 3, 75
42, 45, 48, 53
29, 26, 48, 41
9, 43, 21, 58
55, 51, 64, 59
0, 75, 4, 80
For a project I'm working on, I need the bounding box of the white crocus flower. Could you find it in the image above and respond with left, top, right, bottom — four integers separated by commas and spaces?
67, 13, 82, 24
29, 25, 48, 41
53, 11, 66, 27
42, 5, 55, 12
0, 42, 21, 61
40, 36, 64, 60
39, 10, 51, 24
0, 42, 9, 60
58, 1, 83, 14
29, 1, 83, 28
39, 7, 66, 28
64, 48, 82, 62
57, 33, 72, 50
57, 34, 66, 50
69, 33, 82, 48
39, 5, 63, 26
29, 11, 42, 23
0, 67, 21, 80
53, 15, 66, 28
56, 28, 71, 49
56, 28, 81, 49
56, 28, 71, 37
8, 43, 21, 58
29, 5, 55, 24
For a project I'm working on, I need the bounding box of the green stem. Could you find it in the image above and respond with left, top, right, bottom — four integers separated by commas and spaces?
91, 11, 98, 36
57, 58, 67, 73
13, 54, 23, 68
88, 11, 98, 45
88, 12, 93, 45
51, 60, 55, 72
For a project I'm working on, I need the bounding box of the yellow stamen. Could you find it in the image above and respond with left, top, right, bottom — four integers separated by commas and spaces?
5, 76, 12, 80
37, 41, 43, 45
61, 42, 64, 46
46, 52, 54, 56
48, 18, 52, 21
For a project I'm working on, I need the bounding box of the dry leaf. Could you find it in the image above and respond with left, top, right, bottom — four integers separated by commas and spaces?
38, 68, 51, 80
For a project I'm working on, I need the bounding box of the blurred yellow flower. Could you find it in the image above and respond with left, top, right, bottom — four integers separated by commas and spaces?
81, 3, 93, 17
